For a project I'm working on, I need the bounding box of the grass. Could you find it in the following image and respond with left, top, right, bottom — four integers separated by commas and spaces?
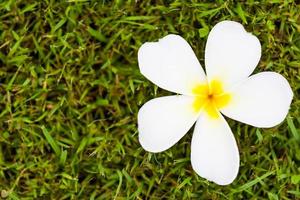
0, 0, 299, 199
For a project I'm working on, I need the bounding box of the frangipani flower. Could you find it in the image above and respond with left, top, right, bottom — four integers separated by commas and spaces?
137, 21, 293, 185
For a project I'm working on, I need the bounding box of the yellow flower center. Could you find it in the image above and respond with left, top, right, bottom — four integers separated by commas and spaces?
192, 80, 231, 118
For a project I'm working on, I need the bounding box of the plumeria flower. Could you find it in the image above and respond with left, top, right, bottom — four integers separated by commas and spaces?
137, 21, 293, 185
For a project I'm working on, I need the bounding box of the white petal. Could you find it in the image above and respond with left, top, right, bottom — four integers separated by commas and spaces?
191, 113, 239, 185
221, 72, 293, 128
138, 34, 207, 95
138, 95, 199, 153
205, 21, 261, 90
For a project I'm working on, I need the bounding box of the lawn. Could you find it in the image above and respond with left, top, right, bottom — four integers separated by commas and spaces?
0, 0, 299, 199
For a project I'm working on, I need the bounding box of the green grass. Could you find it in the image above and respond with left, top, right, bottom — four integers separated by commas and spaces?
0, 0, 299, 199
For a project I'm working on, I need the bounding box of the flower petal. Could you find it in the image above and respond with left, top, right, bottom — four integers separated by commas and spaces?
138, 34, 207, 95
138, 95, 199, 153
205, 21, 261, 90
221, 72, 293, 128
191, 112, 239, 185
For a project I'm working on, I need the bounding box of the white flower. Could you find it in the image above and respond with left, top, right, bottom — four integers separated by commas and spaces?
137, 21, 293, 185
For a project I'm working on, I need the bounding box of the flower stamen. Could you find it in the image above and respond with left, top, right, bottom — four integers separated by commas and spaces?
192, 80, 231, 118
